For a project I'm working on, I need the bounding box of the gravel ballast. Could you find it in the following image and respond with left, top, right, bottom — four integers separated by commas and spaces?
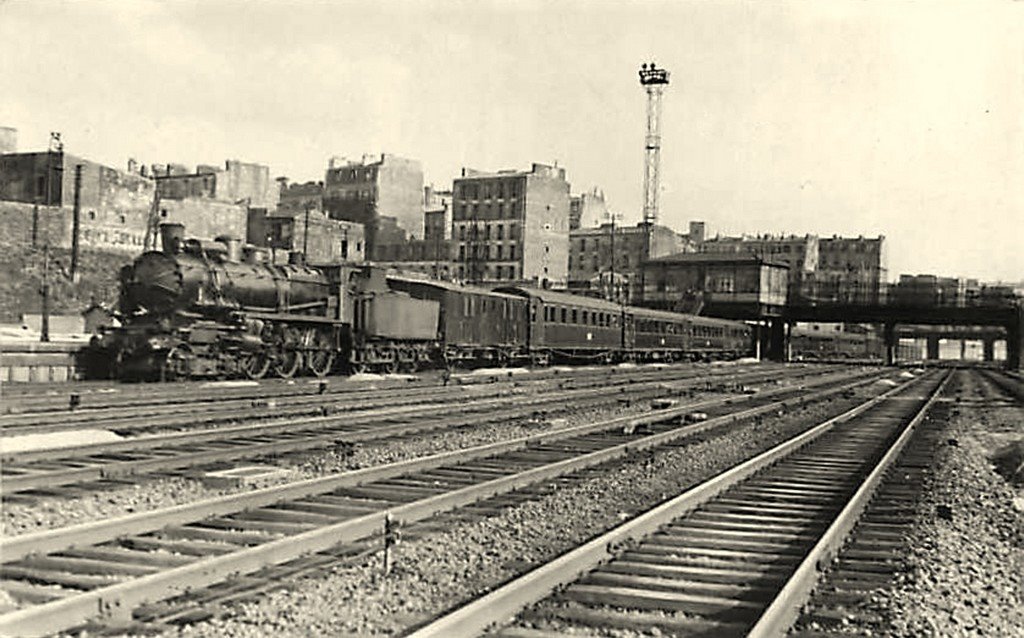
158, 385, 879, 637
1, 390, 701, 536
881, 379, 1024, 637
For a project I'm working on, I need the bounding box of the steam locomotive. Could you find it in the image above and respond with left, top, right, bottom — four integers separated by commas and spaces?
89, 226, 754, 380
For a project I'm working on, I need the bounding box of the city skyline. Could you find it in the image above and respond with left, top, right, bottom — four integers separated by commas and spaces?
1, 0, 1020, 282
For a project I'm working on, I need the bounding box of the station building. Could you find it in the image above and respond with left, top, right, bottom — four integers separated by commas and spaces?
640, 252, 789, 319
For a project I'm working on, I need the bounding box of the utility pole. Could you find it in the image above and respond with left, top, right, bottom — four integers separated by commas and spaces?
303, 202, 311, 258
31, 198, 39, 247
609, 216, 615, 302
40, 244, 51, 343
71, 164, 82, 283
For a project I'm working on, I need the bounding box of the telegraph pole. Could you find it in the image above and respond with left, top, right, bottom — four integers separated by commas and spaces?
71, 164, 82, 282
303, 202, 311, 258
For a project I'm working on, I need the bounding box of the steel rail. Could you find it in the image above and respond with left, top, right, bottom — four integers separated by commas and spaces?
0, 367, 824, 494
0, 373, 883, 636
0, 364, 755, 435
2, 364, 798, 464
0, 368, 868, 562
2, 361, 753, 418
1, 361, 716, 410
404, 372, 942, 638
747, 370, 951, 637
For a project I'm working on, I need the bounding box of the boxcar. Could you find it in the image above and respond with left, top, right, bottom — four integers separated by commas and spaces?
388, 277, 529, 366
495, 287, 624, 364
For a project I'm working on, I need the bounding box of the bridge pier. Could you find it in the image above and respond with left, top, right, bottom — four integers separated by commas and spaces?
1008, 307, 1023, 371
883, 322, 897, 366
926, 335, 940, 360
767, 318, 788, 362
983, 338, 995, 362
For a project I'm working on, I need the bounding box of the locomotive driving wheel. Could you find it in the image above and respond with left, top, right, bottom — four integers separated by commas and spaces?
274, 349, 302, 378
240, 352, 271, 380
303, 327, 336, 378
161, 344, 192, 381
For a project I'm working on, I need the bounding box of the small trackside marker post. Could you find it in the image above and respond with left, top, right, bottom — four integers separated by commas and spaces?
383, 513, 400, 576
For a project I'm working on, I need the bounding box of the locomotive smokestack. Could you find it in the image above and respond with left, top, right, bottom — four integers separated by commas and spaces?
217, 236, 242, 263
159, 223, 184, 254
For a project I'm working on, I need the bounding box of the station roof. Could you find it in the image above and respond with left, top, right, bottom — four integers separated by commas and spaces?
388, 275, 524, 301
494, 286, 624, 312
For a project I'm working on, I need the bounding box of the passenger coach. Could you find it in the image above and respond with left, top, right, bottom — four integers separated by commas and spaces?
494, 287, 624, 364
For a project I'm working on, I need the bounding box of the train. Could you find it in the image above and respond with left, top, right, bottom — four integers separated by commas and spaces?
87, 231, 754, 380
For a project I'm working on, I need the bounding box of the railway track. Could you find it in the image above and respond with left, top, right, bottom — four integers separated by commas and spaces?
0, 366, 822, 497
0, 369, 886, 636
409, 370, 949, 638
2, 363, 777, 417
0, 363, 776, 437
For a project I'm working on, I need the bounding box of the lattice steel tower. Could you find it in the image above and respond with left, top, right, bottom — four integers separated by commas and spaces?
638, 62, 670, 225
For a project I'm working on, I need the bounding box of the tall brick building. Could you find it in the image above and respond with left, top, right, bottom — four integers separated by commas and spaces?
322, 154, 423, 259
693, 227, 886, 304
568, 222, 692, 303
811, 236, 887, 304
276, 179, 324, 217
452, 163, 570, 287
569, 187, 608, 231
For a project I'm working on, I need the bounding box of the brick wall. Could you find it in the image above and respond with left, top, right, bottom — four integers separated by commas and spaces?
158, 198, 248, 242
0, 206, 130, 321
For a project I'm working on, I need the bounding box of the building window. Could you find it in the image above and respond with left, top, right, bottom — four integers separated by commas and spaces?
87, 211, 96, 220
485, 225, 491, 240
497, 245, 504, 259
580, 238, 585, 251
459, 226, 466, 240
509, 245, 516, 260
458, 245, 465, 260
497, 224, 504, 239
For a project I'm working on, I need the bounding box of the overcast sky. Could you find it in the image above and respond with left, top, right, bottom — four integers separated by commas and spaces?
1, 0, 1021, 282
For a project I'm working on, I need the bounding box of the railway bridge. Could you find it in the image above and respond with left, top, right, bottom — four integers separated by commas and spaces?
779, 302, 1023, 369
